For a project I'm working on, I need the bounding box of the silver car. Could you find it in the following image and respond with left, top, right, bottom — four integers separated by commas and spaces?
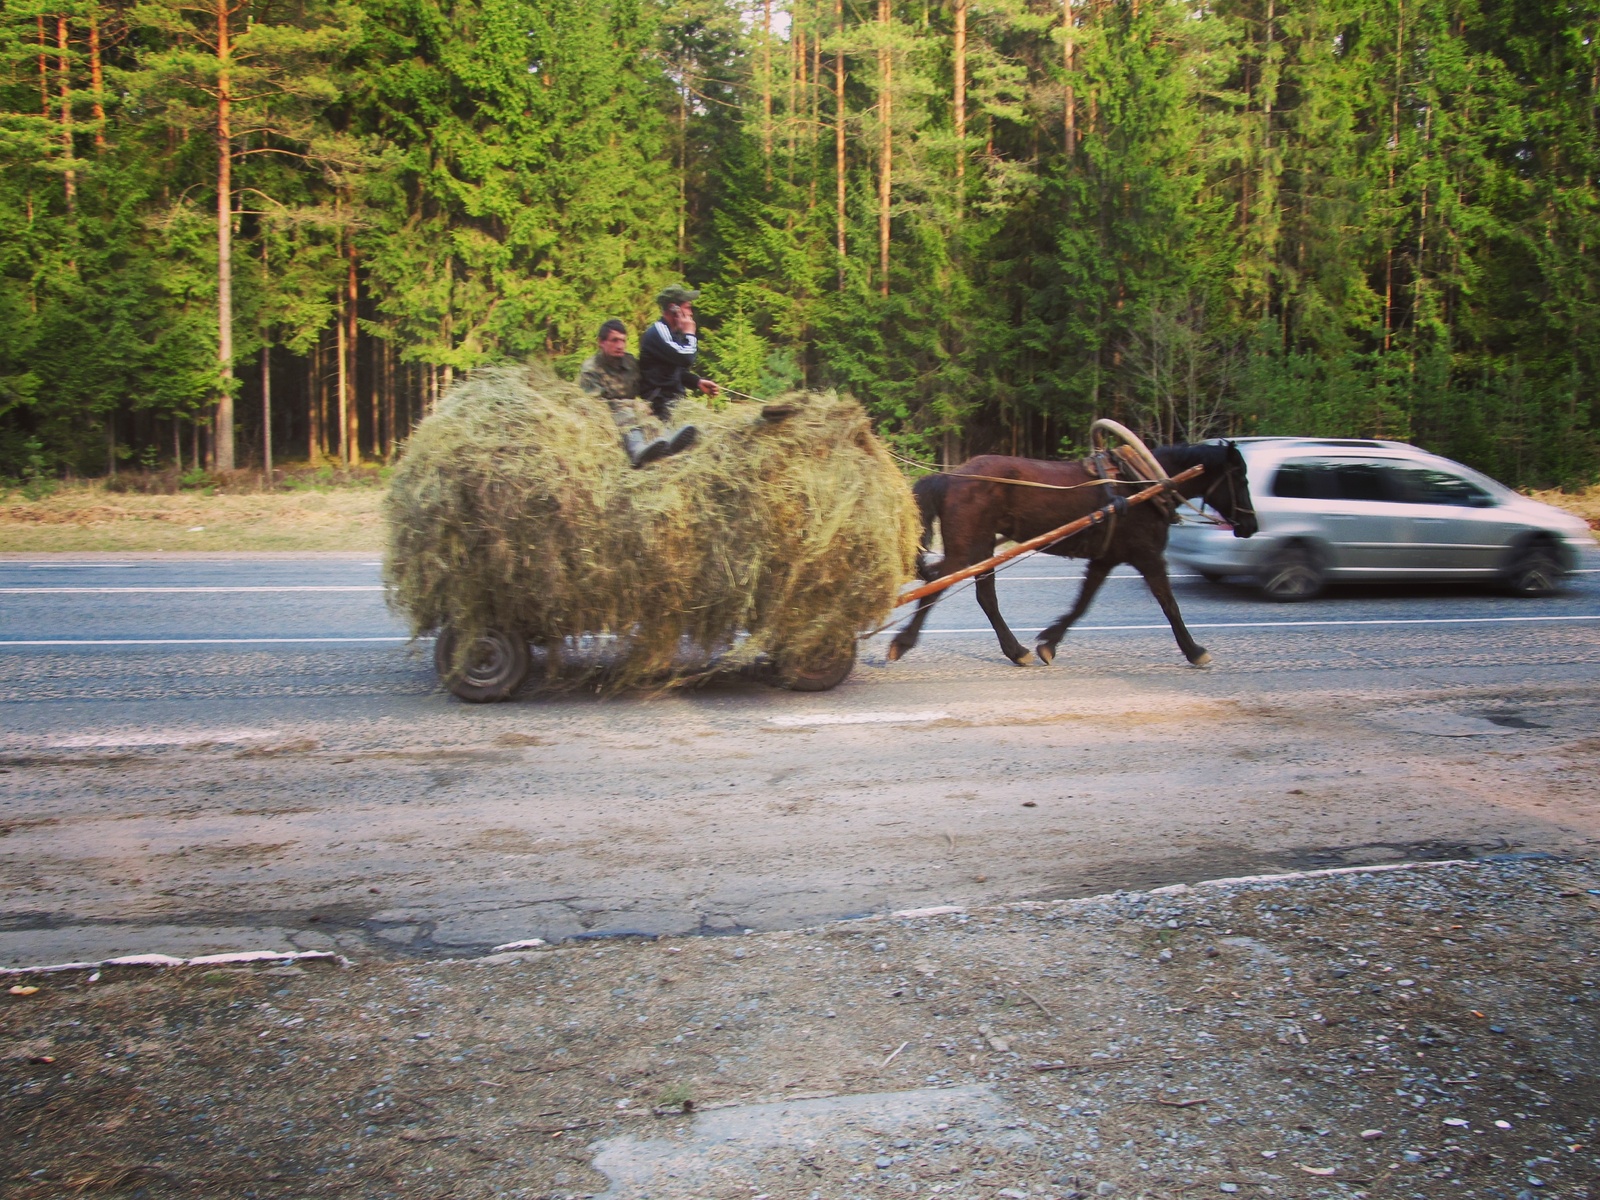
1165, 437, 1597, 600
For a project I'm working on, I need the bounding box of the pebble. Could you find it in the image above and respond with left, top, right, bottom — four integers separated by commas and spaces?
1219, 1185, 1239, 1194
1095, 1184, 1117, 1197
875, 1156, 892, 1169
1361, 1129, 1384, 1140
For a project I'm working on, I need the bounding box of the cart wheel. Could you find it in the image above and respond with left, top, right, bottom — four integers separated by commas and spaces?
775, 638, 857, 692
434, 626, 531, 703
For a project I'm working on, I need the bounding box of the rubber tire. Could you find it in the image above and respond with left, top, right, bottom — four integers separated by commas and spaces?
434, 626, 531, 703
1258, 545, 1324, 602
774, 639, 857, 692
1503, 543, 1565, 598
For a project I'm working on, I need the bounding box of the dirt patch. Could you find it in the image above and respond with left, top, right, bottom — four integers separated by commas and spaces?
4, 858, 1597, 1199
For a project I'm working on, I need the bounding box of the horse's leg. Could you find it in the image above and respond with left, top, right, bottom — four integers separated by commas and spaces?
887, 586, 944, 661
1034, 557, 1115, 666
1132, 551, 1211, 667
973, 568, 1034, 665
891, 499, 982, 662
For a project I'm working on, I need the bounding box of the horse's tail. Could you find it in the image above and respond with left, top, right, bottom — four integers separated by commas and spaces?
911, 472, 948, 582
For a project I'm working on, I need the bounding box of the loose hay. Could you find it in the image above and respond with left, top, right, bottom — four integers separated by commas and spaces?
383, 363, 919, 690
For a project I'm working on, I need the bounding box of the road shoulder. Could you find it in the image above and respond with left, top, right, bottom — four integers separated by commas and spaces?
5, 857, 1596, 1199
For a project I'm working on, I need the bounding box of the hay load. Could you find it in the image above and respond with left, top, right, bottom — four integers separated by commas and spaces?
383, 363, 919, 699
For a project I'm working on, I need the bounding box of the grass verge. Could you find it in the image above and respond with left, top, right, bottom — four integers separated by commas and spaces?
0, 471, 384, 552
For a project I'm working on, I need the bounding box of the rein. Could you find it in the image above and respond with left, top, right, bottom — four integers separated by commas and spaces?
885, 448, 1148, 492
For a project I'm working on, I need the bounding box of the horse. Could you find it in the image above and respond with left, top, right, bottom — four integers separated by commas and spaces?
887, 441, 1259, 668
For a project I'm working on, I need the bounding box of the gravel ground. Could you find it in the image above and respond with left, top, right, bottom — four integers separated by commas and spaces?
3, 857, 1598, 1200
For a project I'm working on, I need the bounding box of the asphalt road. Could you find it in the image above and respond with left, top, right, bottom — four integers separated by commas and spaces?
3, 547, 1598, 966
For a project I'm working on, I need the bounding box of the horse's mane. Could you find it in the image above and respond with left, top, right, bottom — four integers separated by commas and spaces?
1150, 441, 1234, 476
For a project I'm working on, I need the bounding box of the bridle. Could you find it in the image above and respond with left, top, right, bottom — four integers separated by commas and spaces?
1185, 447, 1255, 529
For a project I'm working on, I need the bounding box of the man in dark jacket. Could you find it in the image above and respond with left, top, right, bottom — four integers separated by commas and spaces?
638, 285, 720, 457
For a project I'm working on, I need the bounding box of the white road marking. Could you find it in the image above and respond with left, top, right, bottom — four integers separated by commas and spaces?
0, 636, 413, 647
0, 586, 382, 594
769, 710, 950, 727
907, 613, 1600, 635
1, 614, 1596, 650
48, 729, 279, 748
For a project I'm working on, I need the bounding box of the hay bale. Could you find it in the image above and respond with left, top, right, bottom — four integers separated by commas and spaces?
383, 363, 919, 690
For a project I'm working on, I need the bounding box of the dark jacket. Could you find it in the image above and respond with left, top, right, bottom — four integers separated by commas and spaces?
637, 320, 701, 420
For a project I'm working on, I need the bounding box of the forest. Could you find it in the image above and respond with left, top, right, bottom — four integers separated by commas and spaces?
1, 0, 1597, 487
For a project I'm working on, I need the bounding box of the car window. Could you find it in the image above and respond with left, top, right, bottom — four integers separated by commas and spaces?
1390, 466, 1495, 507
1270, 460, 1336, 499
1330, 461, 1393, 502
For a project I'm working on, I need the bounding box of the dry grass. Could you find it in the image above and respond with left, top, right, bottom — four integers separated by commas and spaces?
0, 485, 384, 552
384, 363, 919, 690
1529, 482, 1600, 528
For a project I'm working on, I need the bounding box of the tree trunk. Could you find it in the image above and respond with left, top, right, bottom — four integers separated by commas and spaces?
677, 83, 687, 270
877, 0, 892, 297
336, 296, 349, 466
261, 345, 272, 478
1385, 0, 1403, 351
37, 16, 49, 117
56, 16, 75, 214
87, 10, 105, 150
954, 0, 967, 214
835, 0, 847, 292
1062, 0, 1075, 155
762, 0, 774, 181
213, 0, 235, 471
308, 337, 324, 465
383, 337, 395, 460
345, 234, 360, 464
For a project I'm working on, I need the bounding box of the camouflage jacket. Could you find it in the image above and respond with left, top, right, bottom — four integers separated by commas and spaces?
578, 352, 641, 402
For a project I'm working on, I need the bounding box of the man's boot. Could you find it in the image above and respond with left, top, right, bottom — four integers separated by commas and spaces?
623, 428, 671, 469
664, 424, 699, 457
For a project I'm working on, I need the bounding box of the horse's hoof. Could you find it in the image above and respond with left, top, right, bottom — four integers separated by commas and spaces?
1189, 650, 1213, 669
886, 641, 907, 663
1012, 649, 1035, 667
1035, 643, 1055, 666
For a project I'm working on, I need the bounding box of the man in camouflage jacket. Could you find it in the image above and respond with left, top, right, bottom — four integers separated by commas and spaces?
578, 319, 678, 469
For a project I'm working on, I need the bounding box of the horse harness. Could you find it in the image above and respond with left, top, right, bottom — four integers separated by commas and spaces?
1080, 447, 1181, 558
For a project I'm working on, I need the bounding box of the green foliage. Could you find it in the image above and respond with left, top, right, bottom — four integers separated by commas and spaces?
1, 0, 1597, 486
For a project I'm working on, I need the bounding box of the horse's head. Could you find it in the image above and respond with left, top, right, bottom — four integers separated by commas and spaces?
1215, 441, 1259, 538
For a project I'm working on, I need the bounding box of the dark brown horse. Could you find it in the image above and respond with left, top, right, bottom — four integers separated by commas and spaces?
887, 441, 1258, 668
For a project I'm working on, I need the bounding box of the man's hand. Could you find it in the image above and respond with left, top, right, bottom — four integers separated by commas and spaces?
666, 303, 697, 336
697, 379, 719, 396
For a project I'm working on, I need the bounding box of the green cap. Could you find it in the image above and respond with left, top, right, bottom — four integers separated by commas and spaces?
656, 284, 700, 308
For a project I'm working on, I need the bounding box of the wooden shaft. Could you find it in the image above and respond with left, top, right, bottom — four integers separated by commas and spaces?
898, 463, 1204, 605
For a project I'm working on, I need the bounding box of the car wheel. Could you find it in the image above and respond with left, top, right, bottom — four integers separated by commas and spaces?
434, 625, 531, 703
1504, 543, 1565, 598
1258, 545, 1324, 602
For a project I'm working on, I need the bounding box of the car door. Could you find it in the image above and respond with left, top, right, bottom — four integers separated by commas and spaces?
1389, 465, 1504, 574
1322, 459, 1410, 573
